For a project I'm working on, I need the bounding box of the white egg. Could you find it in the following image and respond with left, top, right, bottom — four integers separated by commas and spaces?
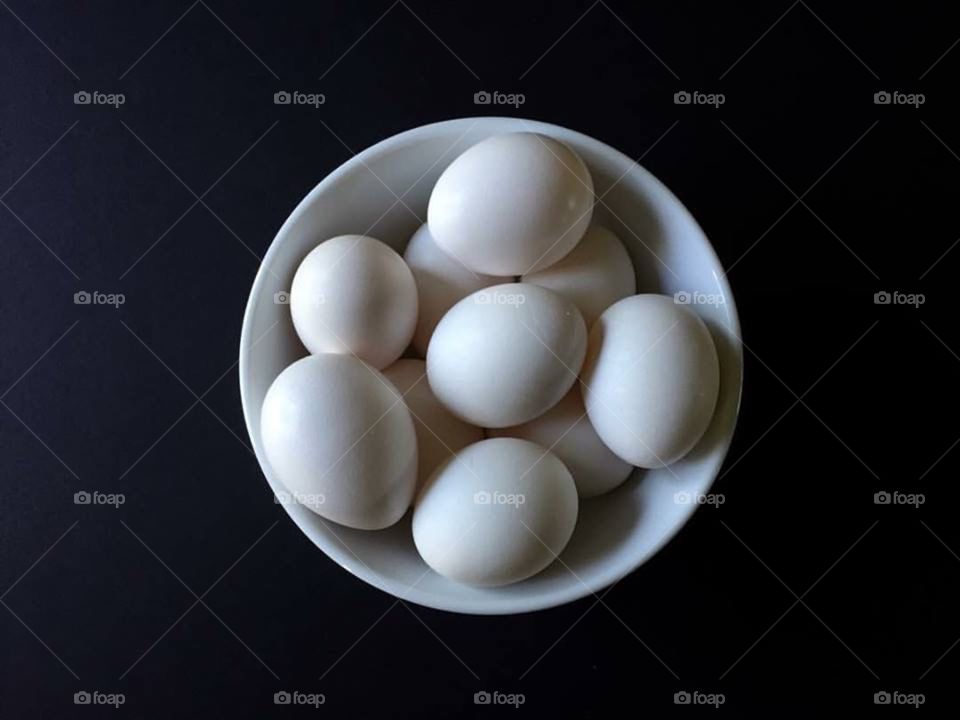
402, 223, 505, 357
522, 225, 636, 328
413, 437, 578, 587
490, 387, 633, 498
427, 133, 594, 276
260, 354, 417, 530
427, 283, 586, 428
382, 358, 484, 494
581, 294, 720, 468
290, 234, 417, 369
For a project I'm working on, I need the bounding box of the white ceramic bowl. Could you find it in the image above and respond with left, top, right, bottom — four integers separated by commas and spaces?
239, 118, 742, 615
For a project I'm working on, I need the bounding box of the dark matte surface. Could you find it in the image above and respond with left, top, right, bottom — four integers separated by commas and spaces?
1, 0, 957, 716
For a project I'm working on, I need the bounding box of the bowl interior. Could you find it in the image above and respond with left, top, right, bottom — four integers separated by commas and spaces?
239, 118, 742, 614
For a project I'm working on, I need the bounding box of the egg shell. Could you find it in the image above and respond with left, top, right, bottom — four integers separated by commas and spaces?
290, 234, 417, 369
581, 294, 720, 468
403, 223, 506, 357
426, 283, 587, 428
489, 387, 633, 498
413, 437, 578, 587
260, 354, 417, 530
382, 358, 484, 494
522, 225, 636, 328
427, 133, 594, 276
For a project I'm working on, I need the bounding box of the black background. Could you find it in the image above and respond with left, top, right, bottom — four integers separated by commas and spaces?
1, 0, 957, 717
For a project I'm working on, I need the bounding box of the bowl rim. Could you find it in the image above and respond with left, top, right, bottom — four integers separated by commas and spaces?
239, 116, 744, 615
